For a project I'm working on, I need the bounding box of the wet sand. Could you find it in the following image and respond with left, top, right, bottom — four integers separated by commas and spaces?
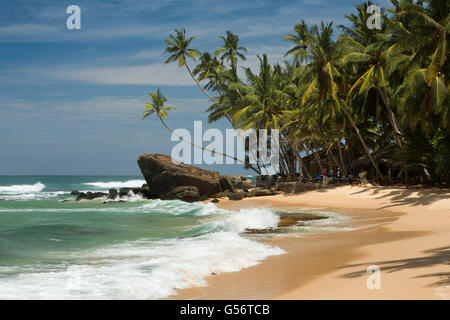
172, 185, 450, 300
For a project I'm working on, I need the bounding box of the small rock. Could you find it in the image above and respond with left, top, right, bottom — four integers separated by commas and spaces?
103, 200, 126, 204
211, 199, 219, 203
277, 212, 327, 227
212, 190, 232, 198
250, 188, 274, 197
76, 192, 107, 201
119, 188, 134, 197
75, 192, 86, 201
108, 189, 119, 199
140, 184, 151, 199
219, 176, 235, 193
228, 192, 247, 201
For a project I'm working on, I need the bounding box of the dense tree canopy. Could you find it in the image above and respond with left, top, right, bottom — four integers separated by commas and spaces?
156, 0, 449, 185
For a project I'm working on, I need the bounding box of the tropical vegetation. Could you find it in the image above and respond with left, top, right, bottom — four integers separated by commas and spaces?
145, 0, 449, 185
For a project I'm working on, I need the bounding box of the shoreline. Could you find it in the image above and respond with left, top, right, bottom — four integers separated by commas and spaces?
172, 185, 450, 300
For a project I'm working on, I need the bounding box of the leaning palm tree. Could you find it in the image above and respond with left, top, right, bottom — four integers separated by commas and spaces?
215, 31, 247, 71
143, 89, 254, 170
142, 89, 179, 135
164, 28, 215, 102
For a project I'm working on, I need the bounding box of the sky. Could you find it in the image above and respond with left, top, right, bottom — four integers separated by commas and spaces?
0, 0, 393, 176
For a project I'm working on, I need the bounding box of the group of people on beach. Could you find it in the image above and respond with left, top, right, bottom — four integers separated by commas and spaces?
315, 168, 367, 183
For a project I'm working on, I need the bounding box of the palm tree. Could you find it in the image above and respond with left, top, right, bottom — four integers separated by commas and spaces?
164, 28, 215, 101
387, 0, 449, 133
142, 89, 179, 134
338, 2, 404, 142
151, 2, 450, 185
286, 21, 386, 182
215, 31, 247, 71
193, 52, 225, 92
143, 89, 255, 171
284, 20, 316, 63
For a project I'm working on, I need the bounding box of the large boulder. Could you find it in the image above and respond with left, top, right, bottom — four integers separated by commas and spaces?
137, 154, 222, 199
161, 186, 200, 203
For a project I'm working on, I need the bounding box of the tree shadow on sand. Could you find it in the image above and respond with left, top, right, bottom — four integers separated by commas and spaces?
340, 246, 450, 287
347, 187, 450, 209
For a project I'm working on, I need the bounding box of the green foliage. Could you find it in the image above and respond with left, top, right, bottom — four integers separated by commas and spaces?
152, 0, 450, 184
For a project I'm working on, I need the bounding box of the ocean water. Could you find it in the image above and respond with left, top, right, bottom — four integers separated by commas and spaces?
0, 176, 350, 300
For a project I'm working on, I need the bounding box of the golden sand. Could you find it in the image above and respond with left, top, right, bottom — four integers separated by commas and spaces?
172, 185, 450, 300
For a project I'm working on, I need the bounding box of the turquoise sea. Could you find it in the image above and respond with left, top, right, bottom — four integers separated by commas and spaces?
0, 176, 350, 299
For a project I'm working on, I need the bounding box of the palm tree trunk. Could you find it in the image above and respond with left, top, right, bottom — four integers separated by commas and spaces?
376, 85, 403, 145
339, 104, 386, 184
304, 142, 322, 174
184, 63, 216, 102
177, 68, 265, 175
312, 140, 325, 173
336, 138, 348, 177
225, 115, 262, 174
294, 144, 310, 180
158, 116, 261, 175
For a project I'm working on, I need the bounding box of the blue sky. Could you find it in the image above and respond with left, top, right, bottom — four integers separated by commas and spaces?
0, 0, 392, 175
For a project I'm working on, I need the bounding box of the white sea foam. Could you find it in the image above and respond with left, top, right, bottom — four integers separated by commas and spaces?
83, 179, 146, 189
105, 191, 146, 202
0, 198, 356, 300
213, 207, 280, 233
0, 231, 283, 300
0, 191, 68, 201
0, 203, 284, 300
140, 199, 229, 216
0, 182, 45, 194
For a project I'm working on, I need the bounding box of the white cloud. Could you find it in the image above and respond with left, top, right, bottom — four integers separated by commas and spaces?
58, 63, 192, 85
11, 62, 194, 86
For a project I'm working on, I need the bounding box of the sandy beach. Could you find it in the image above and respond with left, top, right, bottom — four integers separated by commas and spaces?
173, 185, 450, 300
